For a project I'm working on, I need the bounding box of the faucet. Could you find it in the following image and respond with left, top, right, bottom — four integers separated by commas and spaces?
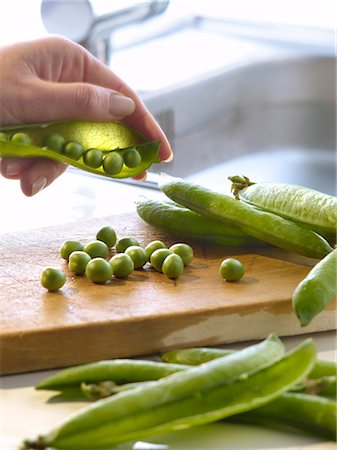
40, 0, 169, 64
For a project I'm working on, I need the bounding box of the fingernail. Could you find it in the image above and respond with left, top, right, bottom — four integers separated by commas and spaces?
109, 94, 135, 117
163, 152, 174, 163
31, 176, 47, 196
4, 160, 21, 175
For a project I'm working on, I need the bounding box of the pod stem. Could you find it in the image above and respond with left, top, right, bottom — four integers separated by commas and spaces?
21, 437, 46, 450
228, 175, 255, 199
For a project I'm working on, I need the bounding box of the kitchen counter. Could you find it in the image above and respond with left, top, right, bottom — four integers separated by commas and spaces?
1, 168, 336, 450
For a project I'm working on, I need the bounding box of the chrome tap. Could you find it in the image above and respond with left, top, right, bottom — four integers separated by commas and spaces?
40, 0, 169, 63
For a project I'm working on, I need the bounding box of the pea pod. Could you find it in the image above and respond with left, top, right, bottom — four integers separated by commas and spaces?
0, 120, 160, 179
233, 392, 336, 441
136, 198, 263, 247
24, 334, 295, 449
35, 359, 190, 392
229, 176, 337, 241
292, 247, 337, 327
158, 175, 333, 259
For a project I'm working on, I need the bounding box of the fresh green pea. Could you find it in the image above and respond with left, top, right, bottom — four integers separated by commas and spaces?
103, 152, 124, 175
10, 132, 32, 146
109, 253, 134, 278
123, 148, 142, 168
150, 248, 172, 272
83, 240, 109, 259
220, 258, 245, 281
169, 243, 193, 266
158, 175, 333, 259
60, 241, 84, 260
41, 267, 66, 291
85, 258, 113, 283
162, 253, 184, 279
82, 148, 103, 168
68, 251, 91, 275
115, 237, 139, 253
0, 132, 8, 141
63, 141, 84, 160
292, 248, 337, 327
96, 226, 117, 248
125, 245, 148, 269
144, 240, 167, 260
43, 133, 65, 152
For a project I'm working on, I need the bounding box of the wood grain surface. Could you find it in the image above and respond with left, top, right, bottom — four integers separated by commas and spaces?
1, 213, 336, 375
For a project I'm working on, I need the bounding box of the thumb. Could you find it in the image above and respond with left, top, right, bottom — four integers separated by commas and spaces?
27, 80, 136, 122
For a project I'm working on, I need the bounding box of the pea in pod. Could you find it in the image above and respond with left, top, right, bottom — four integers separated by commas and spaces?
24, 334, 298, 449
136, 198, 263, 247
292, 247, 337, 327
229, 176, 337, 241
158, 175, 333, 259
0, 120, 160, 179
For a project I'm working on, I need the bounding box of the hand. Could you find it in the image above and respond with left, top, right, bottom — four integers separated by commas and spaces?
0, 36, 173, 196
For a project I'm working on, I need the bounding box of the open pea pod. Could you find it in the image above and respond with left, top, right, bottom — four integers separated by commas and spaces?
0, 120, 161, 179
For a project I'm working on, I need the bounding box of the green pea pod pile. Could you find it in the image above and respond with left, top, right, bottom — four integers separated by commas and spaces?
23, 334, 322, 449
0, 121, 160, 179
157, 175, 333, 259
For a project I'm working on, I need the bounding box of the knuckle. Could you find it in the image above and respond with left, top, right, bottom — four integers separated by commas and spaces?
73, 84, 98, 112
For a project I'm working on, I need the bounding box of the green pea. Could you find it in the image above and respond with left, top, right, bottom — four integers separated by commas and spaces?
43, 133, 65, 152
103, 152, 124, 175
60, 241, 84, 260
83, 148, 103, 168
41, 267, 66, 291
219, 258, 245, 282
68, 251, 91, 275
125, 245, 148, 269
144, 240, 167, 260
169, 243, 193, 266
96, 226, 117, 248
83, 240, 109, 259
123, 148, 142, 168
150, 248, 172, 272
0, 132, 8, 141
10, 132, 32, 146
85, 258, 113, 283
116, 237, 140, 253
162, 253, 184, 279
109, 253, 134, 278
63, 141, 84, 160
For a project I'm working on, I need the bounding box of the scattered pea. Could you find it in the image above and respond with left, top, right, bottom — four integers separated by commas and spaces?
83, 148, 104, 168
116, 237, 140, 253
145, 240, 167, 260
10, 132, 32, 146
150, 248, 172, 272
60, 241, 84, 260
41, 267, 66, 291
125, 245, 148, 269
96, 226, 117, 248
169, 243, 193, 266
68, 251, 91, 275
123, 148, 142, 168
85, 258, 113, 283
103, 152, 124, 175
219, 258, 245, 282
63, 141, 84, 160
43, 133, 65, 152
83, 240, 109, 259
109, 253, 134, 278
0, 132, 7, 141
162, 253, 184, 279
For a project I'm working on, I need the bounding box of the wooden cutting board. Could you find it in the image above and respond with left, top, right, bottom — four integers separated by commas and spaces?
1, 213, 335, 375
